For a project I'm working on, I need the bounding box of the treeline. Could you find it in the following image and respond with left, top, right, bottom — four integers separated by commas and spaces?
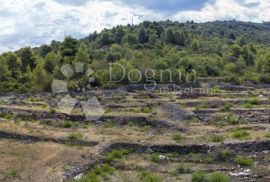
1, 20, 270, 92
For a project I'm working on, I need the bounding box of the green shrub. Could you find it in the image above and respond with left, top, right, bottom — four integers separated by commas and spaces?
212, 86, 221, 93
150, 153, 160, 163
247, 97, 260, 105
215, 148, 232, 161
264, 132, 270, 138
226, 114, 240, 125
235, 155, 253, 166
138, 171, 162, 182
231, 130, 250, 140
104, 120, 116, 128
192, 171, 207, 182
76, 164, 115, 182
141, 107, 152, 114
220, 103, 232, 112
172, 133, 184, 142
171, 163, 191, 176
242, 103, 253, 108
105, 149, 130, 163
67, 132, 84, 142
209, 172, 229, 182
63, 120, 73, 128
210, 135, 224, 143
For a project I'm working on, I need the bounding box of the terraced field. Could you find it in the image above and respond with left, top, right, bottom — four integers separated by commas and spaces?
0, 84, 270, 182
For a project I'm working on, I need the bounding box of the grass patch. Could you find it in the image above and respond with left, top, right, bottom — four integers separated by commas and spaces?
215, 148, 232, 161
231, 130, 250, 140
150, 153, 160, 163
264, 132, 270, 138
247, 97, 260, 105
220, 103, 232, 112
141, 107, 152, 114
171, 163, 191, 176
105, 149, 130, 163
67, 132, 84, 143
138, 171, 162, 182
191, 171, 207, 182
209, 172, 229, 182
235, 155, 253, 166
210, 134, 224, 143
172, 133, 184, 142
75, 164, 115, 182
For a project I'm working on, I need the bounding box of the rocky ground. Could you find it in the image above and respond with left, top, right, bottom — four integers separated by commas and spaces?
0, 83, 269, 182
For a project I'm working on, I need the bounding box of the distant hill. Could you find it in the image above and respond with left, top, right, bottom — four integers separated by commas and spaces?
1, 20, 270, 92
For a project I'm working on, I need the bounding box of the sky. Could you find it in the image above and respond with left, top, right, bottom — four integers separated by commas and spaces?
0, 0, 270, 52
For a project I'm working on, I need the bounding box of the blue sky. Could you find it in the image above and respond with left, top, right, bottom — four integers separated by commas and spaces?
0, 0, 269, 52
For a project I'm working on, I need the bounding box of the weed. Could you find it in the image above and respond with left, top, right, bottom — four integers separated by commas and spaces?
210, 134, 224, 143
235, 155, 253, 166
171, 163, 191, 176
215, 148, 232, 161
191, 171, 207, 182
209, 172, 229, 182
138, 171, 162, 182
105, 149, 130, 163
150, 153, 160, 163
172, 133, 184, 142
141, 107, 152, 114
231, 130, 250, 140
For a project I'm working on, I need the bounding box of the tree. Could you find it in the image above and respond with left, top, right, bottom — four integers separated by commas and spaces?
124, 34, 138, 46
17, 47, 36, 72
138, 27, 148, 44
61, 36, 78, 59
97, 32, 115, 46
114, 28, 125, 44
75, 43, 90, 63
165, 28, 175, 44
44, 52, 61, 73
0, 57, 11, 81
2, 52, 22, 78
39, 45, 52, 58
33, 62, 51, 91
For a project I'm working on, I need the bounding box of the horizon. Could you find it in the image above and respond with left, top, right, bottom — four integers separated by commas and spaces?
0, 0, 270, 52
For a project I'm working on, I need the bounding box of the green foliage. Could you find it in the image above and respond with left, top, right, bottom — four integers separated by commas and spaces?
231, 130, 250, 140
75, 164, 115, 182
172, 133, 184, 142
235, 155, 253, 166
191, 171, 207, 182
210, 135, 224, 143
67, 132, 84, 142
171, 163, 191, 176
209, 172, 229, 182
220, 103, 232, 112
138, 171, 162, 182
105, 149, 130, 163
141, 107, 152, 114
150, 153, 160, 163
215, 148, 232, 161
2, 21, 270, 92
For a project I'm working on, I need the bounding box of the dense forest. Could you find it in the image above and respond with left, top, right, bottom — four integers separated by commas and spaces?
1, 20, 270, 92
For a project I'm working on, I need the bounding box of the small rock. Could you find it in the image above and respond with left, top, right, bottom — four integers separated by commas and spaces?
74, 173, 83, 180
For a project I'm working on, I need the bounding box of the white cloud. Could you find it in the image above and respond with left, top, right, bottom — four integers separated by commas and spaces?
172, 0, 270, 22
0, 0, 270, 53
0, 0, 164, 52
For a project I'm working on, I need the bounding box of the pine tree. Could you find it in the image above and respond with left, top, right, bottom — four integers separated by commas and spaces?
75, 43, 90, 63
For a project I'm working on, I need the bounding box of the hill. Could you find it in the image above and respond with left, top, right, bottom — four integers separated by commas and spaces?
1, 20, 270, 92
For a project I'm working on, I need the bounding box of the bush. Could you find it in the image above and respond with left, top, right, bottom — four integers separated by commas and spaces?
210, 135, 224, 143
247, 97, 260, 105
67, 132, 84, 142
215, 148, 232, 161
141, 107, 152, 114
172, 133, 184, 142
264, 132, 270, 138
63, 120, 73, 128
105, 149, 130, 163
139, 171, 162, 182
192, 171, 207, 182
209, 172, 229, 182
231, 130, 250, 140
235, 155, 253, 166
150, 153, 160, 163
171, 163, 191, 176
76, 164, 115, 182
220, 103, 232, 112
226, 114, 240, 125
